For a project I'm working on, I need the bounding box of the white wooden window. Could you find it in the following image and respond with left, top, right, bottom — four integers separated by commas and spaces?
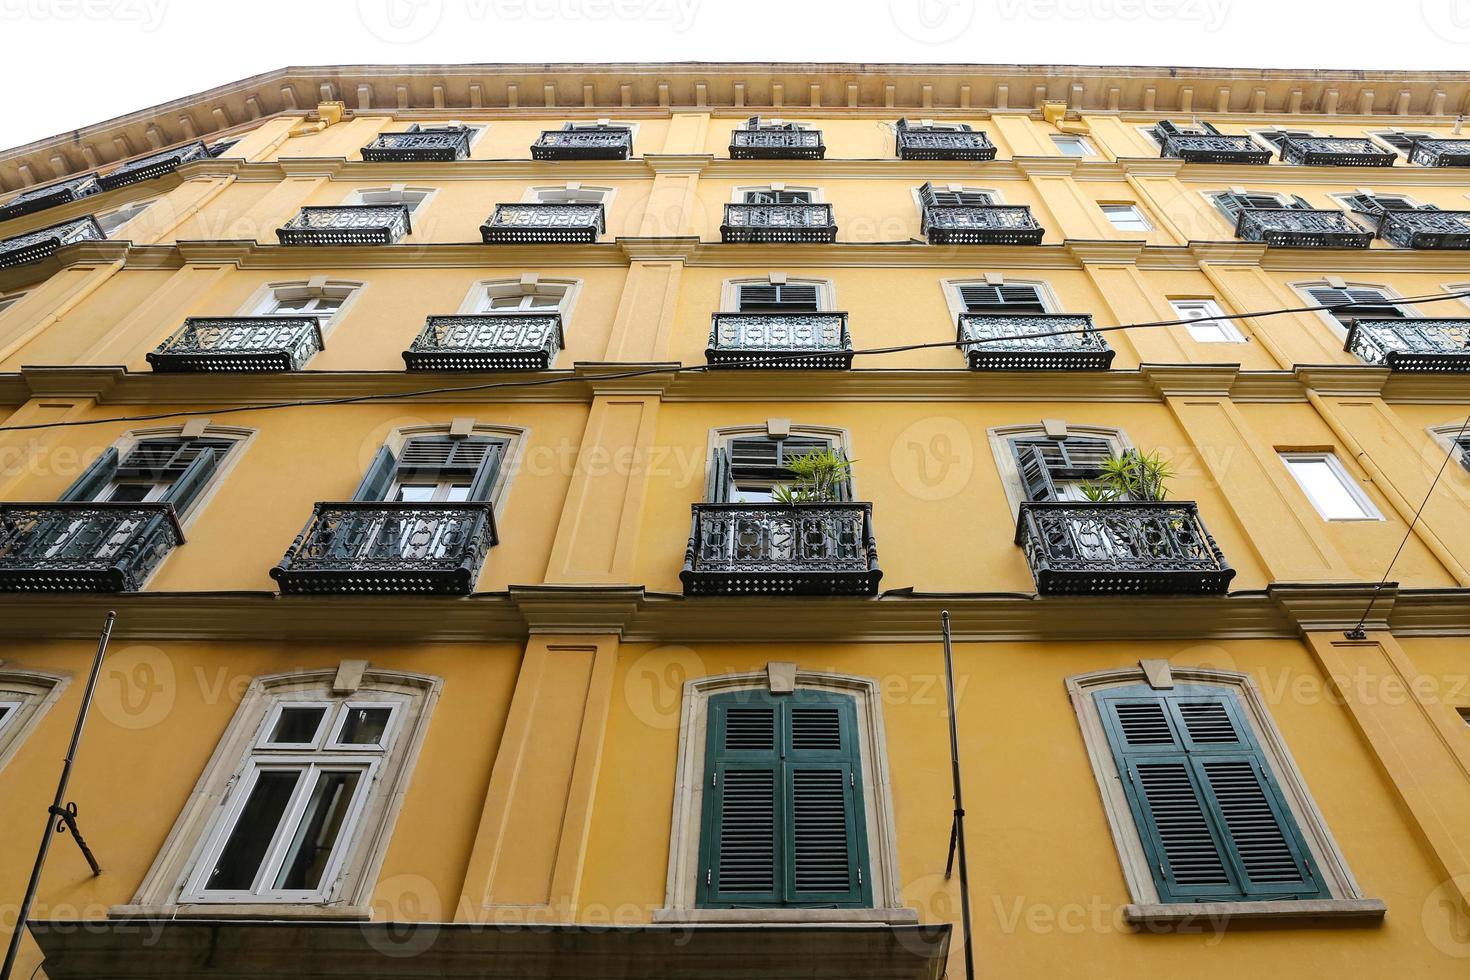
343, 187, 432, 214
1100, 204, 1150, 231
1050, 134, 1095, 157
96, 200, 154, 236
472, 279, 570, 314
532, 186, 610, 205
180, 697, 404, 903
1170, 299, 1244, 343
742, 189, 814, 204
1280, 453, 1382, 521
251, 282, 359, 325
0, 670, 66, 775
0, 700, 22, 737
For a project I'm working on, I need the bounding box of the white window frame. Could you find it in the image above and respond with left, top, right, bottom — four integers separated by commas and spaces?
987, 422, 1133, 517
719, 275, 834, 313
1291, 281, 1414, 340
1369, 129, 1435, 158
730, 184, 824, 204
1099, 203, 1152, 232
245, 279, 364, 336
342, 185, 436, 215
95, 199, 155, 236
457, 276, 580, 318
910, 183, 1003, 211
382, 422, 528, 523
95, 425, 253, 529
1049, 134, 1095, 157
1279, 452, 1383, 521
940, 276, 1058, 324
523, 184, 614, 206
1169, 298, 1245, 344
0, 669, 67, 775
0, 290, 28, 317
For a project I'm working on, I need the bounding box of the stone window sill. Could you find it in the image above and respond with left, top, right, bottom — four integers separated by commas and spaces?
1125, 897, 1386, 928
108, 903, 372, 921
653, 907, 919, 925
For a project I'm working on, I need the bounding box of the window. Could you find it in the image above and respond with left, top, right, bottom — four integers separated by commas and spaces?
1372, 130, 1434, 158
0, 670, 65, 775
917, 182, 994, 207
1068, 666, 1374, 917
60, 435, 237, 517
469, 278, 572, 314
1212, 191, 1311, 224
1170, 299, 1244, 343
1280, 453, 1381, 520
1340, 191, 1422, 216
735, 282, 820, 313
95, 200, 154, 236
1100, 203, 1151, 232
127, 666, 439, 911
0, 290, 27, 317
698, 689, 870, 908
1010, 435, 1115, 501
343, 186, 432, 214
251, 281, 359, 326
1051, 134, 1095, 157
955, 282, 1048, 315
1303, 285, 1407, 330
355, 435, 506, 504
899, 118, 973, 132
531, 185, 610, 205
1255, 129, 1315, 154
742, 189, 813, 205
743, 116, 810, 131
708, 433, 846, 503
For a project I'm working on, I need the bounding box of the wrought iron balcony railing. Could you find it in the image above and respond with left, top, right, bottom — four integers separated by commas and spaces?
1345, 317, 1470, 372
97, 141, 209, 190
361, 127, 471, 162
1376, 209, 1470, 250
531, 127, 633, 160
1276, 136, 1396, 167
277, 205, 411, 246
1407, 138, 1470, 167
681, 502, 881, 596
1015, 501, 1235, 595
720, 203, 836, 243
958, 313, 1114, 370
1156, 132, 1271, 164
146, 316, 324, 372
922, 204, 1044, 245
271, 502, 497, 595
706, 312, 852, 368
0, 174, 101, 222
481, 203, 605, 244
402, 313, 563, 370
894, 125, 997, 161
729, 129, 825, 160
1233, 208, 1373, 248
0, 502, 182, 592
0, 216, 105, 269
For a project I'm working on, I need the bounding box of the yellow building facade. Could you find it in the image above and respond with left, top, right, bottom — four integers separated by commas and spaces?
0, 63, 1467, 978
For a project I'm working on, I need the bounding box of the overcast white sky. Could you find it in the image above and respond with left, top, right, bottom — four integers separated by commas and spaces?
2, 0, 1467, 149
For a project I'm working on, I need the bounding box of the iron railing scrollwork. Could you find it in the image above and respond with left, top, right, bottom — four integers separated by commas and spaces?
729, 129, 826, 159
97, 142, 209, 190
895, 127, 997, 161
706, 312, 852, 368
1233, 208, 1372, 248
0, 174, 101, 222
1376, 209, 1470, 250
1276, 135, 1396, 167
0, 216, 106, 268
0, 503, 183, 592
1156, 132, 1271, 164
1345, 318, 1470, 372
958, 313, 1114, 370
403, 313, 564, 370
361, 128, 471, 161
1014, 501, 1234, 595
481, 203, 605, 244
681, 502, 881, 596
147, 316, 324, 372
531, 128, 633, 160
922, 205, 1044, 245
271, 502, 498, 595
1407, 138, 1470, 168
277, 205, 411, 246
720, 203, 836, 243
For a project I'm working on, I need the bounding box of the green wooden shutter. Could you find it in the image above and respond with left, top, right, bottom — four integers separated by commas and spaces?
465, 442, 506, 502
707, 445, 734, 502
916, 181, 939, 208
353, 446, 398, 501
698, 690, 870, 908
60, 446, 119, 501
1014, 443, 1057, 501
159, 446, 218, 513
1096, 683, 1328, 903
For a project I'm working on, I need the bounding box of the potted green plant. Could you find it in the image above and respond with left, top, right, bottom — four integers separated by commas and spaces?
1080, 449, 1175, 502
772, 447, 854, 504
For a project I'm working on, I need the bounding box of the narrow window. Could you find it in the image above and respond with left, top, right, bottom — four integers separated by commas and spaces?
1280, 453, 1381, 520
1170, 299, 1244, 343
1372, 131, 1433, 159
345, 187, 431, 214
354, 436, 506, 504
697, 689, 871, 909
742, 189, 813, 205
533, 186, 609, 205
735, 282, 820, 313
1010, 435, 1114, 501
708, 434, 845, 503
475, 281, 569, 313
1050, 134, 1095, 157
1304, 285, 1406, 330
1213, 191, 1311, 224
1100, 204, 1151, 232
918, 182, 994, 207
95, 200, 154, 236
61, 436, 233, 515
957, 283, 1047, 315
253, 283, 358, 326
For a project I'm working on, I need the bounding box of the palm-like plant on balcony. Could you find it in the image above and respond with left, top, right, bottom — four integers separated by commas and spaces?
1080, 450, 1175, 502
773, 448, 854, 504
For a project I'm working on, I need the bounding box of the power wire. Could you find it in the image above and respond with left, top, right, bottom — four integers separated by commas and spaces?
1, 289, 1467, 434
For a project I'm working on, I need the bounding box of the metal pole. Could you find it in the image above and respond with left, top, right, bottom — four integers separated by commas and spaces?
940, 611, 976, 980
1, 611, 115, 980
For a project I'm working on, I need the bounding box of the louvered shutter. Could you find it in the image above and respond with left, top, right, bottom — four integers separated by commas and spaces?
465, 442, 506, 502
352, 446, 398, 501
60, 447, 120, 502
1457, 434, 1470, 474
1096, 684, 1327, 903
1015, 444, 1057, 501
720, 435, 845, 502
698, 690, 870, 908
1288, 195, 1313, 211
737, 283, 820, 312
707, 445, 734, 502
115, 438, 231, 480
1307, 287, 1405, 322
895, 117, 911, 131
745, 115, 761, 130
1012, 436, 1114, 500
159, 446, 218, 512
917, 181, 939, 208
958, 284, 1047, 314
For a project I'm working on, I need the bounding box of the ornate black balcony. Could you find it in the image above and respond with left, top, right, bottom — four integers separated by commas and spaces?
720, 203, 836, 243
0, 174, 101, 222
277, 205, 411, 246
0, 216, 105, 269
1154, 130, 1271, 164
1408, 138, 1470, 167
361, 126, 471, 162
958, 313, 1114, 370
147, 316, 323, 372
729, 129, 825, 160
1015, 501, 1234, 596
1233, 208, 1372, 248
271, 502, 497, 595
1376, 209, 1470, 249
1276, 136, 1396, 167
97, 142, 208, 190
706, 312, 852, 368
1345, 318, 1470, 372
922, 204, 1044, 245
531, 127, 632, 160
0, 503, 182, 592
481, 203, 605, 244
403, 313, 563, 370
681, 502, 881, 596
894, 121, 997, 161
